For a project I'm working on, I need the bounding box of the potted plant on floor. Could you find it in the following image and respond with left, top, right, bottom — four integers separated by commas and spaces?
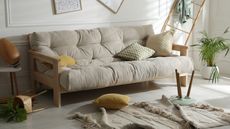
0, 98, 27, 122
192, 27, 230, 83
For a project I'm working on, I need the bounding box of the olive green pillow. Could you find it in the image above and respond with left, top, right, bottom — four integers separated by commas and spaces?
146, 31, 174, 56
116, 42, 155, 60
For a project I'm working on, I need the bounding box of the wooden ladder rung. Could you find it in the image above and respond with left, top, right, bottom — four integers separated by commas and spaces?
162, 0, 206, 45
167, 24, 190, 34
185, 0, 206, 45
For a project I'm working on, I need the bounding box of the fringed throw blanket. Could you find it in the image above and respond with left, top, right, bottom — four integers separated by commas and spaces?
72, 96, 230, 129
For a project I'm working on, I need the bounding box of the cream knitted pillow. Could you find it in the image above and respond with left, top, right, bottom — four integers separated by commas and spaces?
146, 31, 174, 56
116, 42, 155, 60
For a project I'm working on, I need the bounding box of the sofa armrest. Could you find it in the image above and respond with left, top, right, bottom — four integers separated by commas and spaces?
29, 50, 60, 88
29, 50, 59, 65
172, 44, 188, 56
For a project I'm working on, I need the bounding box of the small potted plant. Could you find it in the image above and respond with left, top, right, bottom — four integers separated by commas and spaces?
0, 98, 27, 122
192, 27, 230, 83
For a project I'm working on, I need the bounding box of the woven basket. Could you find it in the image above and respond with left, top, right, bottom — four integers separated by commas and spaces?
14, 95, 33, 113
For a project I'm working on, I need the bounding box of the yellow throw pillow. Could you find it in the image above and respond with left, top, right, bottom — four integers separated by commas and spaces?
59, 55, 76, 67
95, 93, 130, 109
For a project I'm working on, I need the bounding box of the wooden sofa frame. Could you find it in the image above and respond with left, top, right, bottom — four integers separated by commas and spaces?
29, 44, 188, 107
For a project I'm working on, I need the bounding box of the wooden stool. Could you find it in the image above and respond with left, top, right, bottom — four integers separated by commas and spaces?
0, 67, 22, 103
175, 69, 195, 98
168, 69, 196, 106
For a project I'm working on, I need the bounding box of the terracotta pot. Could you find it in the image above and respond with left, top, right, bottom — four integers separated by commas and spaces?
201, 66, 219, 80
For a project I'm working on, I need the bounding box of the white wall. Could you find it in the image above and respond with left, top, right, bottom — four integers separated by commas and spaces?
191, 0, 210, 71
192, 0, 230, 76
209, 0, 230, 76
0, 0, 173, 96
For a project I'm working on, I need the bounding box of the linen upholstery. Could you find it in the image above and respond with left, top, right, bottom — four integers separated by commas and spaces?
29, 25, 194, 92
60, 56, 193, 91
121, 25, 154, 46
99, 27, 125, 55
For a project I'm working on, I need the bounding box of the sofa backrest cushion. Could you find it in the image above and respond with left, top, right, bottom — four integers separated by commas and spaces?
29, 25, 154, 64
121, 25, 154, 45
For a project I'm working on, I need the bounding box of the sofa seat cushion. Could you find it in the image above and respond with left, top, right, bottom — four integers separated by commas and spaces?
59, 56, 193, 91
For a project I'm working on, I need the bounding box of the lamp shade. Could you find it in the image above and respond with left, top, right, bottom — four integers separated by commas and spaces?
0, 38, 20, 65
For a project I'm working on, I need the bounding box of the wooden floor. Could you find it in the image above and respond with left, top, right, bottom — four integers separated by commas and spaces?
1, 75, 230, 129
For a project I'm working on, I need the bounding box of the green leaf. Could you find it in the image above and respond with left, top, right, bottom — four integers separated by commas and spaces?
209, 66, 220, 83
224, 26, 230, 34
0, 98, 27, 122
15, 106, 27, 122
224, 49, 229, 56
7, 113, 15, 122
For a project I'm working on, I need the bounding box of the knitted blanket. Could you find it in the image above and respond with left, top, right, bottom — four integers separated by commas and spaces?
71, 96, 230, 129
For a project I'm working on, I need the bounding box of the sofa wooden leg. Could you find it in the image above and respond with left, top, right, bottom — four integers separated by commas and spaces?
180, 75, 187, 87
31, 78, 38, 90
30, 57, 37, 90
145, 81, 150, 86
53, 88, 61, 107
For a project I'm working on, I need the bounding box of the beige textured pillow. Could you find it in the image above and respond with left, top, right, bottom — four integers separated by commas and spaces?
116, 42, 155, 60
146, 31, 174, 56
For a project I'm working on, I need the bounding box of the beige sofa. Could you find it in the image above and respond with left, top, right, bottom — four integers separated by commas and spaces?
28, 25, 193, 107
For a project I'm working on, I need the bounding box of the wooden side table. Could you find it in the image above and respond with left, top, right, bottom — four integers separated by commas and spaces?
0, 67, 22, 96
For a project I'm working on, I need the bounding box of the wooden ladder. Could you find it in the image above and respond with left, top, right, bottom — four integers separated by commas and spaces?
161, 0, 206, 46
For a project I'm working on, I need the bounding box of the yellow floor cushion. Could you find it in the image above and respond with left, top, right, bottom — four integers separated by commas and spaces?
95, 93, 130, 109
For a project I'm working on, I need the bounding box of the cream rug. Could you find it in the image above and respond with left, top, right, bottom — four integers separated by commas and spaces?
71, 95, 230, 129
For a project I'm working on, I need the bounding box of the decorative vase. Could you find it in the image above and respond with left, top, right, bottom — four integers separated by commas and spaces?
201, 66, 219, 80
